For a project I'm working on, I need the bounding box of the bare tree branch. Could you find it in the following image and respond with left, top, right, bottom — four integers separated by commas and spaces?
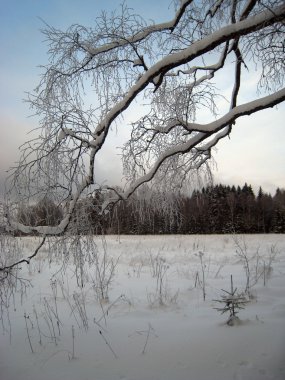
3, 0, 284, 249
0, 236, 46, 272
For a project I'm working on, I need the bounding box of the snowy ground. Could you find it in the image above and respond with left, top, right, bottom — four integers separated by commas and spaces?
0, 234, 285, 380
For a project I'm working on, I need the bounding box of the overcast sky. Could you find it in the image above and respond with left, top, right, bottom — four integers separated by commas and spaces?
0, 0, 284, 196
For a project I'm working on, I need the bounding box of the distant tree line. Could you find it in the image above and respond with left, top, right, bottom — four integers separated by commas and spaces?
107, 184, 285, 234
16, 184, 285, 235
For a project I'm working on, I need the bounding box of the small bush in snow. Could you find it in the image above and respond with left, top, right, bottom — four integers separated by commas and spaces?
214, 275, 249, 326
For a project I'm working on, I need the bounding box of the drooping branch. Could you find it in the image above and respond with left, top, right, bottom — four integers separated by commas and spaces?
78, 0, 194, 57
0, 236, 46, 273
4, 0, 285, 243
92, 4, 285, 141
110, 87, 285, 206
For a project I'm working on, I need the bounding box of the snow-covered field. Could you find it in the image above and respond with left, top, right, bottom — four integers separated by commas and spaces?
0, 234, 285, 380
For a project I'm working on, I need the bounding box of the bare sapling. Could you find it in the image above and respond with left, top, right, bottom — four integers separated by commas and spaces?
147, 254, 177, 307
129, 256, 145, 278
263, 244, 279, 286
155, 257, 169, 306
92, 238, 119, 302
149, 251, 164, 278
72, 291, 89, 331
233, 236, 262, 298
194, 251, 207, 301
24, 312, 34, 353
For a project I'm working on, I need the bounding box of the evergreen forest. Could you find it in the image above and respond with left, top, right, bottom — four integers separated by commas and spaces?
16, 184, 285, 235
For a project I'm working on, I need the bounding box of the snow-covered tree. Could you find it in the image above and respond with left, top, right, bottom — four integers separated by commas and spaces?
2, 0, 285, 246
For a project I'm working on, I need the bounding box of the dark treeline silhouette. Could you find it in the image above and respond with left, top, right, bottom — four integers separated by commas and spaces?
106, 184, 285, 234
16, 183, 285, 235
17, 196, 63, 228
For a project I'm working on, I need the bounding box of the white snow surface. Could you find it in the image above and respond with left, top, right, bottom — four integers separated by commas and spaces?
1, 234, 285, 380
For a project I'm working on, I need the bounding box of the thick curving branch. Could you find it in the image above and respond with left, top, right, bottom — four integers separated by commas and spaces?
180, 87, 285, 133
109, 87, 285, 205
92, 4, 285, 141
4, 0, 285, 242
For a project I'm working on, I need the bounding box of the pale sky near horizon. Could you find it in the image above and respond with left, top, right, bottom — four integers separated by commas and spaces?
0, 0, 284, 196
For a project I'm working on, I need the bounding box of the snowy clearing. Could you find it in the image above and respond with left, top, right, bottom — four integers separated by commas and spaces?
0, 234, 285, 380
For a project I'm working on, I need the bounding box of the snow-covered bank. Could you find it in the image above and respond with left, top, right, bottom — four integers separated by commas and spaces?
0, 234, 284, 380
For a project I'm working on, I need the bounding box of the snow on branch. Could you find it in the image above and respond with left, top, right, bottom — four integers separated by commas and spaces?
4, 0, 285, 241
81, 0, 194, 56
109, 88, 285, 207
93, 4, 285, 138
181, 88, 285, 133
